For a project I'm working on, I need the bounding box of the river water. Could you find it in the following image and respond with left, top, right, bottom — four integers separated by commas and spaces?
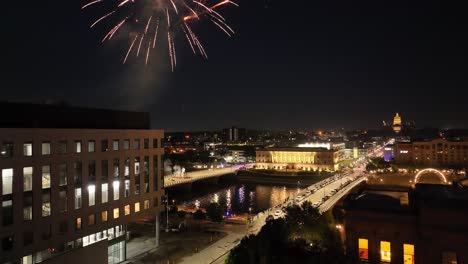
170, 180, 305, 216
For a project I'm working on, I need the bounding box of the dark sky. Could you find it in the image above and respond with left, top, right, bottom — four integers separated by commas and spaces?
4, 0, 468, 131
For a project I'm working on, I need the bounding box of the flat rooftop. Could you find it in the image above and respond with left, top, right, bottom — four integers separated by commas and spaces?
0, 101, 150, 130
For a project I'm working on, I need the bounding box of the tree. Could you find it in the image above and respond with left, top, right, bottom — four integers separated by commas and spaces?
193, 209, 206, 220
206, 203, 224, 222
177, 210, 186, 219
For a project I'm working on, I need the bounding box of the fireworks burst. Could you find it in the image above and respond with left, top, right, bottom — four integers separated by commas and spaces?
82, 0, 238, 70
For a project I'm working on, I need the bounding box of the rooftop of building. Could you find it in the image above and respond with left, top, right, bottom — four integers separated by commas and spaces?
0, 101, 150, 130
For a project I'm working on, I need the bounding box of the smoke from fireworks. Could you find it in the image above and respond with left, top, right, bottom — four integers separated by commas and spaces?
82, 0, 238, 70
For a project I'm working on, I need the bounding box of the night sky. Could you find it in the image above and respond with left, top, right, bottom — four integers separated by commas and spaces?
4, 0, 468, 131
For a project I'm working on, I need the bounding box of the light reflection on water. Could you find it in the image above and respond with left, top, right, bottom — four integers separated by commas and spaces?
180, 184, 303, 215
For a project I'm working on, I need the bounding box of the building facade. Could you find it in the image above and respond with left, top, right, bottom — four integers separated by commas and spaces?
393, 113, 402, 133
394, 139, 468, 167
343, 184, 468, 264
255, 147, 345, 171
0, 128, 164, 264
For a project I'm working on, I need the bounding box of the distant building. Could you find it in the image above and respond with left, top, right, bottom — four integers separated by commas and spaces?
297, 142, 345, 150
393, 113, 402, 133
383, 144, 395, 162
343, 183, 468, 264
223, 127, 246, 142
394, 138, 468, 167
0, 102, 164, 264
255, 147, 346, 171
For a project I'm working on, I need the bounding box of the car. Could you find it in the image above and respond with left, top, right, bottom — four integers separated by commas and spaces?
312, 202, 320, 207
274, 210, 282, 216
305, 190, 311, 195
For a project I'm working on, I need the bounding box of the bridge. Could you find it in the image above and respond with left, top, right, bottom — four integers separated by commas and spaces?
164, 164, 250, 188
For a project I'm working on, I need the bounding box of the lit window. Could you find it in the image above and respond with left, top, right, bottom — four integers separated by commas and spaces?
75, 141, 82, 153
2, 168, 13, 195
135, 202, 140, 213
144, 200, 150, 209
124, 179, 130, 198
88, 214, 95, 226
41, 142, 51, 155
124, 205, 130, 216
101, 183, 108, 203
23, 194, 33, 221
101, 211, 108, 222
75, 188, 82, 209
76, 217, 82, 230
358, 238, 369, 260
442, 252, 458, 264
113, 180, 120, 200
88, 185, 96, 206
113, 140, 119, 151
380, 241, 391, 262
88, 140, 95, 152
42, 192, 51, 217
41, 165, 51, 189
113, 208, 119, 219
403, 244, 414, 264
23, 143, 33, 157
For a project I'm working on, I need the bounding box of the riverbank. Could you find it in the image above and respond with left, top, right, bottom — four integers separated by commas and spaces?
237, 170, 332, 186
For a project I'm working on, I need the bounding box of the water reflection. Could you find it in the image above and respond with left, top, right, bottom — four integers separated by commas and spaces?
180, 184, 303, 215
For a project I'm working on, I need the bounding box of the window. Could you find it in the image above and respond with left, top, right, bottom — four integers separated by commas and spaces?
358, 238, 368, 260
135, 157, 140, 195
2, 168, 13, 195
153, 156, 159, 191
124, 158, 130, 177
88, 214, 95, 226
113, 180, 120, 200
113, 158, 119, 177
403, 244, 414, 264
23, 143, 33, 156
101, 160, 108, 180
41, 142, 51, 155
124, 205, 130, 216
59, 190, 67, 212
59, 163, 67, 186
74, 161, 82, 186
88, 140, 95, 152
442, 252, 458, 264
1, 142, 14, 158
42, 165, 51, 189
23, 193, 33, 221
88, 160, 96, 182
88, 185, 96, 206
135, 202, 140, 213
123, 139, 130, 150
113, 140, 119, 151
124, 179, 130, 198
75, 188, 82, 209
76, 217, 82, 230
144, 156, 149, 193
58, 140, 67, 154
153, 138, 158, 148
113, 208, 119, 219
2, 236, 14, 251
144, 138, 149, 149
134, 139, 140, 149
42, 192, 51, 217
101, 183, 108, 203
144, 200, 150, 209
380, 241, 391, 262
101, 140, 108, 152
2, 200, 13, 226
102, 211, 108, 222
75, 141, 82, 153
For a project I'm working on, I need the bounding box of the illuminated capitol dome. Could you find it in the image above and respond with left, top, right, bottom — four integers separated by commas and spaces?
393, 112, 402, 133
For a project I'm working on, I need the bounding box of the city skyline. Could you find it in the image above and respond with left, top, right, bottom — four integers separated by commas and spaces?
3, 0, 468, 130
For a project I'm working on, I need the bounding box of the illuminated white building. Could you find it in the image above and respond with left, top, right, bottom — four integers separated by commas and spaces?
297, 142, 345, 150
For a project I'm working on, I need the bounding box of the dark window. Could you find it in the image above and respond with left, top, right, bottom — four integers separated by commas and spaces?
144, 139, 149, 149
23, 231, 33, 246
123, 139, 130, 150
2, 200, 13, 226
101, 140, 109, 152
134, 139, 140, 149
153, 138, 158, 148
89, 160, 96, 182
113, 159, 119, 178
144, 156, 149, 193
101, 160, 108, 181
1, 142, 14, 158
74, 162, 82, 186
2, 236, 14, 251
58, 140, 67, 154
153, 155, 159, 191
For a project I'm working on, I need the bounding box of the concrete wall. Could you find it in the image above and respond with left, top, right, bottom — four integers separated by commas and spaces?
43, 240, 108, 264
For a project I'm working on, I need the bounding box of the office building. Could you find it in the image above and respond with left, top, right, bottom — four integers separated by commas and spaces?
0, 102, 164, 264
